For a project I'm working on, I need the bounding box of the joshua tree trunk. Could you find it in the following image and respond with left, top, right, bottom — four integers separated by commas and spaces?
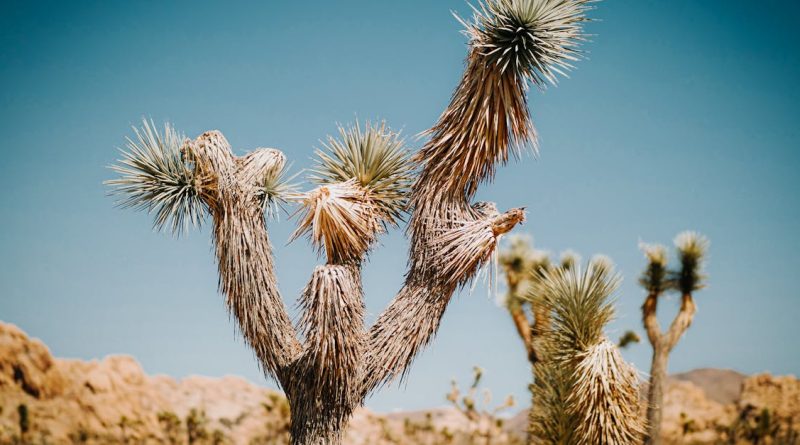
645, 344, 668, 445
509, 304, 536, 362
643, 293, 697, 445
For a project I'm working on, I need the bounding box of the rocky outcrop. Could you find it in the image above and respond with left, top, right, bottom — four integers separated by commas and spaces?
672, 368, 746, 405
657, 370, 799, 444
0, 322, 290, 443
1, 321, 798, 444
660, 377, 737, 444
0, 323, 65, 399
740, 373, 800, 419
0, 322, 521, 445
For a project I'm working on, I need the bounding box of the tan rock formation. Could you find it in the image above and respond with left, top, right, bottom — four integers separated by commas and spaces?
2, 321, 798, 444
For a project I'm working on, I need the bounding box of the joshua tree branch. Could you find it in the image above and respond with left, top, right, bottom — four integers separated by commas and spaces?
642, 292, 663, 346
183, 131, 302, 381
509, 305, 536, 362
663, 294, 696, 352
287, 264, 364, 444
361, 207, 525, 396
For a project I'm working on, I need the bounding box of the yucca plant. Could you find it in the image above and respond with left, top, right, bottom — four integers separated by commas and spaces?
107, 1, 594, 443
499, 239, 645, 444
639, 231, 710, 445
527, 258, 646, 445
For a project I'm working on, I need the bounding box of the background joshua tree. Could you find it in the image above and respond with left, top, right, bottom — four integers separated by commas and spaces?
108, 1, 593, 444
639, 231, 710, 445
499, 240, 644, 443
527, 258, 645, 445
498, 235, 580, 365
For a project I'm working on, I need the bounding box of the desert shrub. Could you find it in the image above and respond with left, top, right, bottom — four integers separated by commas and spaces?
249, 395, 290, 445
157, 411, 182, 444
185, 409, 209, 445
17, 405, 29, 439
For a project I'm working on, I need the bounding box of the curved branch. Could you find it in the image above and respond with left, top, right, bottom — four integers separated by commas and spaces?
358, 1, 552, 395
642, 292, 663, 347
663, 293, 696, 352
509, 304, 536, 362
361, 207, 525, 396
183, 131, 301, 381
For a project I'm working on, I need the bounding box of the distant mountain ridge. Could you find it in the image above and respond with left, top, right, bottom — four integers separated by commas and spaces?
671, 368, 746, 405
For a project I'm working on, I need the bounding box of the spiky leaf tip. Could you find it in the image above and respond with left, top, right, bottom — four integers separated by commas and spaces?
559, 249, 581, 271
107, 119, 205, 236
538, 265, 618, 359
462, 0, 593, 86
310, 121, 415, 227
618, 330, 641, 349
589, 254, 614, 278
672, 231, 709, 294
258, 161, 299, 219
638, 242, 668, 294
499, 234, 536, 275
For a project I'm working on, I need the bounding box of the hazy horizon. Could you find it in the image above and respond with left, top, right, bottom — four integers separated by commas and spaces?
1, 0, 798, 412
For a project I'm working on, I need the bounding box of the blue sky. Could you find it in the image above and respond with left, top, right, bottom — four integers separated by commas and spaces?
1, 0, 798, 412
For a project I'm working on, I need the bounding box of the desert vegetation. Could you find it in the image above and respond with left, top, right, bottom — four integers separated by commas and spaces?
639, 232, 710, 444
87, 0, 794, 443
107, 0, 594, 444
498, 237, 646, 443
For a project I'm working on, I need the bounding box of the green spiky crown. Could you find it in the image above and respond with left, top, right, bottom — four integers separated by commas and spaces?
310, 121, 414, 227
107, 120, 205, 235
638, 233, 709, 296
466, 0, 592, 85
638, 242, 669, 294
672, 231, 709, 294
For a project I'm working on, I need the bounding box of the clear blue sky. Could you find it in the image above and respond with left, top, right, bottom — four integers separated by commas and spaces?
1, 1, 798, 412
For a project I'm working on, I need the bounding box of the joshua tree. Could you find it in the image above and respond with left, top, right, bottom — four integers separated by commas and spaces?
500, 241, 644, 444
639, 231, 710, 445
528, 258, 645, 445
108, 1, 593, 443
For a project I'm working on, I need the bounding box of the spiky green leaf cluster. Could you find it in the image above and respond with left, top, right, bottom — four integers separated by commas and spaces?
257, 162, 299, 219
310, 121, 414, 226
530, 261, 644, 445
107, 120, 205, 235
498, 235, 551, 307
464, 0, 593, 85
588, 254, 614, 278
638, 232, 709, 296
638, 242, 669, 294
672, 231, 710, 294
537, 263, 617, 360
